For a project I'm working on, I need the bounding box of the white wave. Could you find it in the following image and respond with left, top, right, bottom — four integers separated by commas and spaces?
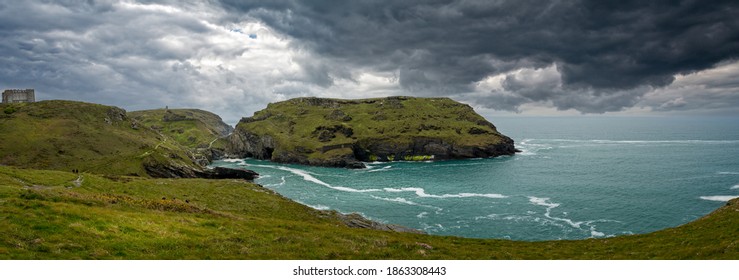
516, 139, 553, 156
583, 221, 609, 238
371, 195, 419, 206
528, 196, 560, 208
476, 213, 532, 222
367, 166, 393, 173
732, 185, 739, 190
306, 204, 330, 210
700, 195, 739, 202
265, 176, 286, 187
371, 195, 444, 211
363, 162, 387, 169
590, 230, 605, 238
417, 212, 428, 218
221, 158, 244, 163
384, 187, 507, 199
718, 172, 739, 175
523, 198, 618, 238
248, 163, 381, 193
332, 186, 382, 193
528, 196, 582, 229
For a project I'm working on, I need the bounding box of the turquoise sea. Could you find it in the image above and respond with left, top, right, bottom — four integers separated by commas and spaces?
211, 116, 739, 241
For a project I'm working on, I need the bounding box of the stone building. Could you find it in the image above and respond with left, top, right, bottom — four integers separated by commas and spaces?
2, 89, 35, 103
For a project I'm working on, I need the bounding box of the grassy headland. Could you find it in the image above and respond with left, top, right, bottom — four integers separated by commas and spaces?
0, 101, 204, 177
227, 97, 517, 167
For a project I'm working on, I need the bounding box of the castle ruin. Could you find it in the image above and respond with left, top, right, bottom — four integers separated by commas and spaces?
2, 89, 35, 103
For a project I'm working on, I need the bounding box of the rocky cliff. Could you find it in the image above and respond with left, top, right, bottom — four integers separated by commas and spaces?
226, 96, 518, 168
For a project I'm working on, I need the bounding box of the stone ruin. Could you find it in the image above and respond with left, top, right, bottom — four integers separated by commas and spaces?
2, 89, 35, 103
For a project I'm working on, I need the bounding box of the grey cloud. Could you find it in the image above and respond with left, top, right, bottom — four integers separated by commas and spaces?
218, 0, 739, 113
0, 1, 234, 108
641, 61, 739, 114
2, 0, 738, 119
467, 86, 648, 114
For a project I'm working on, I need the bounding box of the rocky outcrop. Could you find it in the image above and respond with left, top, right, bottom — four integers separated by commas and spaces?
143, 158, 258, 180
143, 159, 202, 178
353, 136, 518, 162
337, 212, 425, 234
225, 129, 276, 159
201, 167, 258, 180
104, 107, 127, 125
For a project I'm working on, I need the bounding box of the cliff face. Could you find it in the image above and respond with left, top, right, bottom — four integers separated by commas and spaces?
226, 96, 518, 168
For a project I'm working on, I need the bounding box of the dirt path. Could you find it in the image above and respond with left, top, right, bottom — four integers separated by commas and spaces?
138, 137, 167, 158
207, 137, 218, 149
72, 175, 83, 187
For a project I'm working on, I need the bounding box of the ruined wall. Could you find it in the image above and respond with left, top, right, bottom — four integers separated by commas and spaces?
2, 89, 35, 103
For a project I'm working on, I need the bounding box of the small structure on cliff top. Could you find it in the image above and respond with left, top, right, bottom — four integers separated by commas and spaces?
2, 89, 35, 103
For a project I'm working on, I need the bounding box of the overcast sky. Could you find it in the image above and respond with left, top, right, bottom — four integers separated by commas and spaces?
1, 0, 738, 124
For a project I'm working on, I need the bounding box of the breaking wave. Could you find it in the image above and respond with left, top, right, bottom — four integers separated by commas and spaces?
527, 196, 616, 238
367, 166, 393, 173
700, 195, 739, 202
384, 187, 507, 199
246, 163, 382, 193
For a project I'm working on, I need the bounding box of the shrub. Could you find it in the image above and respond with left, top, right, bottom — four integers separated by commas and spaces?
4, 106, 17, 114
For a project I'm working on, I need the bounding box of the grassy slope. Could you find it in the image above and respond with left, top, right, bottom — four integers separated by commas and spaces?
129, 109, 232, 150
0, 101, 200, 177
1, 166, 736, 259
235, 97, 512, 161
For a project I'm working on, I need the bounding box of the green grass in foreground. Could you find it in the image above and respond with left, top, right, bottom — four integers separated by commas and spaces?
0, 166, 737, 259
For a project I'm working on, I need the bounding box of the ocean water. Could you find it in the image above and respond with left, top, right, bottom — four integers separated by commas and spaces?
211, 116, 739, 241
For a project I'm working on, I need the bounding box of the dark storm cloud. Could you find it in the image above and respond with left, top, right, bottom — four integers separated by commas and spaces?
0, 1, 221, 108
2, 0, 737, 118
219, 0, 739, 112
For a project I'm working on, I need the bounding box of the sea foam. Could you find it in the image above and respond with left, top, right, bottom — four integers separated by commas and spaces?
528, 196, 582, 228
384, 187, 507, 199
264, 176, 286, 187
516, 139, 553, 156
367, 166, 393, 173
305, 204, 330, 210
248, 163, 382, 193
370, 195, 419, 206
700, 195, 739, 202
527, 197, 616, 238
